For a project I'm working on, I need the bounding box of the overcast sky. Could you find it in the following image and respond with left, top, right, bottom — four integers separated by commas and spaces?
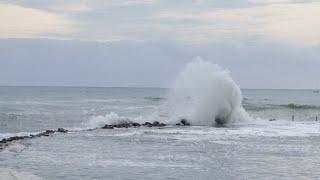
0, 0, 319, 89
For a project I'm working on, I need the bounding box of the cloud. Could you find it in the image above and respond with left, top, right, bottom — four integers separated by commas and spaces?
1, 1, 319, 46
48, 2, 91, 12
0, 3, 75, 39
247, 0, 290, 4
154, 2, 320, 45
117, 0, 156, 5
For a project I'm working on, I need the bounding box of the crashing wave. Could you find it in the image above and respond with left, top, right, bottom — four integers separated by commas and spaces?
166, 57, 250, 126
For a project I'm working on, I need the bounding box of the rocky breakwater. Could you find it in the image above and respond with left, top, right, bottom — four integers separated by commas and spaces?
101, 121, 166, 129
0, 128, 68, 151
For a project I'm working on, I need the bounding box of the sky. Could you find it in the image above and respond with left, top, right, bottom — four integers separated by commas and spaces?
0, 0, 319, 89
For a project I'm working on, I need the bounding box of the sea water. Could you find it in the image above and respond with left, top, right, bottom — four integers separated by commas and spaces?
1, 86, 320, 179
1, 60, 320, 179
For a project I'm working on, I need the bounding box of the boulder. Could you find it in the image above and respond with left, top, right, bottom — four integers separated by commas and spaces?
57, 128, 68, 133
180, 119, 190, 126
142, 122, 153, 127
132, 122, 141, 127
152, 121, 160, 126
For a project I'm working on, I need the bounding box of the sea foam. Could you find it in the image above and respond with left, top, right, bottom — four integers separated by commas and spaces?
166, 57, 250, 126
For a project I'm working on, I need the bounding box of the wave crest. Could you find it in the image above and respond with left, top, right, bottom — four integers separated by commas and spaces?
280, 103, 320, 110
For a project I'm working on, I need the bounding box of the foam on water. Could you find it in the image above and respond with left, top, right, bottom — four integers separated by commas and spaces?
166, 58, 250, 126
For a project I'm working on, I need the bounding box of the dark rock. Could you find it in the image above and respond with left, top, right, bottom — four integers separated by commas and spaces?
141, 121, 166, 127
0, 134, 31, 147
153, 121, 166, 127
123, 123, 131, 128
176, 123, 181, 126
180, 119, 190, 126
37, 130, 55, 137
7, 136, 25, 142
132, 122, 141, 127
152, 121, 160, 126
142, 122, 153, 127
116, 123, 126, 128
0, 139, 7, 144
269, 118, 276, 121
110, 122, 133, 128
57, 128, 68, 133
215, 118, 225, 125
102, 124, 114, 129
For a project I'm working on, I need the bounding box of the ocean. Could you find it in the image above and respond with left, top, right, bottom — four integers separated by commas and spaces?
1, 86, 320, 179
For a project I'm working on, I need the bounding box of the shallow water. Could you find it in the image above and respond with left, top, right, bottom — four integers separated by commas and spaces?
2, 123, 320, 179
1, 87, 320, 179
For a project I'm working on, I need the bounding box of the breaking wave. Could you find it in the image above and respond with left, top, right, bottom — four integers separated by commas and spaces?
166, 58, 250, 126
86, 58, 251, 128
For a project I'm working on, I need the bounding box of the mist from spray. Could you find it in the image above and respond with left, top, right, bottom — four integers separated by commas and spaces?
167, 58, 250, 126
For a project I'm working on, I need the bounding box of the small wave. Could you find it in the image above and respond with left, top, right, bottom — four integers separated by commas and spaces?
243, 105, 270, 111
243, 103, 320, 111
279, 103, 320, 110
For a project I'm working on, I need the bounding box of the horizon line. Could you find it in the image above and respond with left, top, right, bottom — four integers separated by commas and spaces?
0, 84, 318, 90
